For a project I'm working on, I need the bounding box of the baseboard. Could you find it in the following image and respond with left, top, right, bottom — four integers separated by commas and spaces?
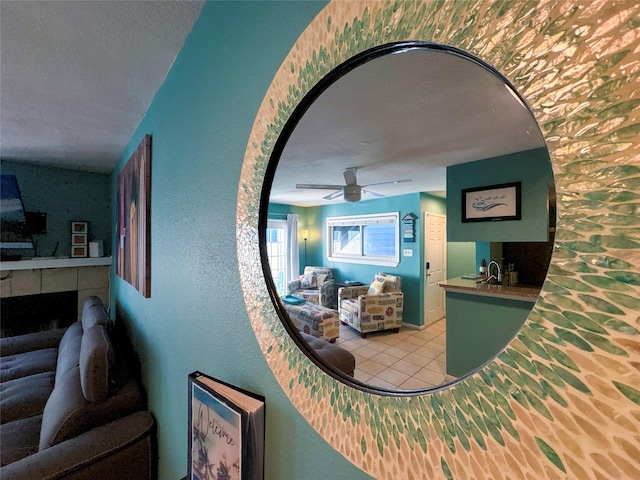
401, 322, 425, 331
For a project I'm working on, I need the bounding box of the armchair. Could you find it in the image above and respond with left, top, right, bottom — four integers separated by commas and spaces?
338, 273, 404, 338
287, 266, 335, 308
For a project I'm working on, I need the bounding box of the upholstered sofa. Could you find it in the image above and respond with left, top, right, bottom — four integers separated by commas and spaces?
287, 266, 335, 308
0, 296, 156, 480
299, 332, 355, 376
339, 273, 404, 338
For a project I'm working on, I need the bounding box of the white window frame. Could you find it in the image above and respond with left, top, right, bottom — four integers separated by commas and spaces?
266, 219, 288, 295
326, 212, 400, 267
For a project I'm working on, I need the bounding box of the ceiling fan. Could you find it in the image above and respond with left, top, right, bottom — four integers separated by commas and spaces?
296, 167, 411, 202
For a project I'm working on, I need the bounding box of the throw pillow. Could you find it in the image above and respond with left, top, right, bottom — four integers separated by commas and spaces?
301, 271, 317, 288
368, 279, 385, 294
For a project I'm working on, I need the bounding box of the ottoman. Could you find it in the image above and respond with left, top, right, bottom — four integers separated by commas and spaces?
283, 301, 340, 342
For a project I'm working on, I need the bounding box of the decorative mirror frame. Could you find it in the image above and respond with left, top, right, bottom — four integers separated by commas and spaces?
237, 1, 640, 478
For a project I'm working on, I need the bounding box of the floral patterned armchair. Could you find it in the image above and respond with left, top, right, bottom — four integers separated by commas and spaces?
287, 266, 335, 308
338, 273, 403, 338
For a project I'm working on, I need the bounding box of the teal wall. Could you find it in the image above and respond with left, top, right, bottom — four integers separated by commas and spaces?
110, 3, 371, 479
445, 292, 534, 377
1, 160, 111, 258
447, 148, 553, 242
447, 242, 476, 278
306, 192, 446, 327
271, 193, 448, 327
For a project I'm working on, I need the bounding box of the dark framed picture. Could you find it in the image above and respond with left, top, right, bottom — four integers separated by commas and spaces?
71, 221, 88, 233
71, 245, 87, 258
462, 182, 521, 222
116, 134, 152, 297
72, 234, 87, 246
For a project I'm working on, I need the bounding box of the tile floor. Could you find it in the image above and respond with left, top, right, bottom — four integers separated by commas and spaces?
334, 318, 453, 390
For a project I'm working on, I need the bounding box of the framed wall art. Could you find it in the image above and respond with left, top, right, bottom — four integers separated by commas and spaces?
461, 181, 521, 222
70, 221, 88, 257
116, 134, 151, 297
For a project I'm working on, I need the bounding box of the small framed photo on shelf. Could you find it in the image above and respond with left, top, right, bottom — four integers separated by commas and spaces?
71, 245, 88, 258
72, 234, 87, 246
72, 221, 88, 233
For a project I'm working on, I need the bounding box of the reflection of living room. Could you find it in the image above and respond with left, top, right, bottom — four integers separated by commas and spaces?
267, 145, 554, 388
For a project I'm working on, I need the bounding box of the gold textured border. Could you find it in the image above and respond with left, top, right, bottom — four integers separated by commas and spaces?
237, 1, 640, 478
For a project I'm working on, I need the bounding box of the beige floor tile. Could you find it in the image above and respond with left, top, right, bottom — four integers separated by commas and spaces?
374, 334, 403, 346
358, 359, 387, 376
403, 335, 428, 347
363, 341, 391, 353
414, 367, 446, 385
388, 359, 422, 376
425, 360, 446, 375
366, 376, 396, 389
403, 351, 435, 367
377, 367, 411, 387
353, 370, 373, 383
350, 345, 379, 359
382, 345, 409, 359
413, 344, 445, 359
399, 377, 439, 390
371, 351, 401, 368
393, 341, 422, 354
340, 319, 450, 389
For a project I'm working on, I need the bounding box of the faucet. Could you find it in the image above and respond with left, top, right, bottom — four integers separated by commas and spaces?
487, 260, 502, 284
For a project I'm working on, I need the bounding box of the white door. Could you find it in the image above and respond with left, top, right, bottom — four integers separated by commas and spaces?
424, 212, 446, 326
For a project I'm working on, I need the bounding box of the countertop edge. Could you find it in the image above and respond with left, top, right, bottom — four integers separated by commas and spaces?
438, 277, 540, 302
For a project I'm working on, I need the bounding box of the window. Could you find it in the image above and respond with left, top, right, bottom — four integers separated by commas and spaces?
327, 212, 399, 266
266, 219, 287, 295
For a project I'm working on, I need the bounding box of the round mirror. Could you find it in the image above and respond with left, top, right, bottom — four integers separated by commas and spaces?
260, 42, 553, 393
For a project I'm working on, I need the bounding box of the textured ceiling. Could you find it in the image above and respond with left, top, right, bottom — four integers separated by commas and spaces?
0, 0, 204, 173
270, 47, 546, 205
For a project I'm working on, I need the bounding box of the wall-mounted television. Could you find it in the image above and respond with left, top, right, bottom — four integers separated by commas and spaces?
1, 174, 34, 249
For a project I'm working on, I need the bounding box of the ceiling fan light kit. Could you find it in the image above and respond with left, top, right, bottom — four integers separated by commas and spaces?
296, 167, 410, 202
343, 184, 361, 202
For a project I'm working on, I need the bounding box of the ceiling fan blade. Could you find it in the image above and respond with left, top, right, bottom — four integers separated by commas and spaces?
362, 189, 385, 198
362, 178, 411, 188
323, 190, 343, 200
296, 183, 344, 190
343, 168, 358, 186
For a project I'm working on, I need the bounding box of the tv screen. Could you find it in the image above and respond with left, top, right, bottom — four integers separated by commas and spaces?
1, 174, 34, 249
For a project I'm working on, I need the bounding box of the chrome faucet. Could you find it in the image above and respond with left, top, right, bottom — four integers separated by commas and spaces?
487, 260, 502, 284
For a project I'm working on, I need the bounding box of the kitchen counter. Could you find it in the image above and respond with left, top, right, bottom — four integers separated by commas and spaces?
438, 276, 540, 302
440, 276, 540, 378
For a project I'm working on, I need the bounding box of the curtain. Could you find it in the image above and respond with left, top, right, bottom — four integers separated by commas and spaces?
286, 214, 300, 285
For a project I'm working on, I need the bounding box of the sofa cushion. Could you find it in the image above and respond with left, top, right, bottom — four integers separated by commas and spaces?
57, 321, 83, 353
80, 325, 114, 403
0, 372, 55, 424
0, 348, 58, 383
0, 328, 66, 358
300, 332, 355, 376
55, 335, 82, 386
39, 366, 143, 450
0, 414, 42, 466
81, 296, 109, 330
